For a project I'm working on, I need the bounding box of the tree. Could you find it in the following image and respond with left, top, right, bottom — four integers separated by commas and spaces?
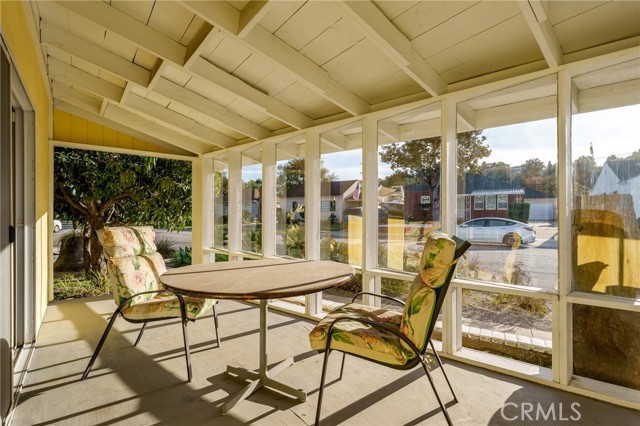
573, 155, 598, 195
379, 130, 491, 220
54, 148, 192, 277
276, 157, 337, 195
480, 161, 515, 182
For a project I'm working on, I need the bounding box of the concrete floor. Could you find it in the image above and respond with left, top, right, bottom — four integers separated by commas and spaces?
12, 296, 639, 426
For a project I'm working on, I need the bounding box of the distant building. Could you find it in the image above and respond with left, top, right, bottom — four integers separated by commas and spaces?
591, 159, 640, 218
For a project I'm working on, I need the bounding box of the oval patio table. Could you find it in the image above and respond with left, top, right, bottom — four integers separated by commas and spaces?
160, 258, 355, 415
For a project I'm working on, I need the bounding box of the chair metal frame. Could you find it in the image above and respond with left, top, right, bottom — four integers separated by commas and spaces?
315, 236, 471, 426
81, 290, 220, 382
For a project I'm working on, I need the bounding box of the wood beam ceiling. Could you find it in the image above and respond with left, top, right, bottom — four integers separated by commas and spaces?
518, 0, 564, 68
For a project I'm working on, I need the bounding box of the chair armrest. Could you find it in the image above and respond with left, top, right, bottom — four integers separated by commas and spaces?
115, 289, 186, 314
324, 314, 421, 359
351, 291, 406, 307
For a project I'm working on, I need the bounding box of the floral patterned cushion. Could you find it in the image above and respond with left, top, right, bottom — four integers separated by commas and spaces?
399, 232, 456, 351
107, 252, 166, 306
121, 292, 216, 321
309, 303, 416, 365
98, 226, 157, 259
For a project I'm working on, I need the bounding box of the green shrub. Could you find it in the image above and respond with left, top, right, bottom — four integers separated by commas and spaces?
508, 203, 530, 223
285, 224, 305, 258
172, 246, 192, 267
155, 235, 176, 258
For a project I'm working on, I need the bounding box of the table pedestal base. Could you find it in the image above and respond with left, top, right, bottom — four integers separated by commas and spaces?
220, 300, 307, 415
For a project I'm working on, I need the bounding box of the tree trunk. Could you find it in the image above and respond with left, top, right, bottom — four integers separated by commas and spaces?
84, 203, 107, 279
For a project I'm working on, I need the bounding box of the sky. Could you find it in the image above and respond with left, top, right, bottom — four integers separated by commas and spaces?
241, 104, 640, 181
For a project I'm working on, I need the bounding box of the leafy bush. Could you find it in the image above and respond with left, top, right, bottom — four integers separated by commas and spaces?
508, 202, 530, 223
53, 270, 110, 300
172, 246, 192, 267
285, 224, 305, 258
155, 235, 177, 258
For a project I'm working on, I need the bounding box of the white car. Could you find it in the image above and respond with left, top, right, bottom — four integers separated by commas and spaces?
53, 219, 62, 233
456, 217, 536, 247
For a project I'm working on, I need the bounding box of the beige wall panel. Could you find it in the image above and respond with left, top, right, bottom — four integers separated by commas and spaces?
273, 1, 342, 51
274, 83, 342, 119
391, 0, 476, 41
299, 16, 364, 66
412, 1, 520, 60
147, 1, 196, 42
553, 2, 640, 54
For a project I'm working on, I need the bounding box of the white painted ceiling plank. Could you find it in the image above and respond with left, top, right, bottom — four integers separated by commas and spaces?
181, 0, 370, 116
244, 25, 370, 116
54, 100, 194, 156
104, 104, 212, 155
57, 0, 186, 65
518, 0, 563, 67
338, 0, 448, 96
124, 93, 237, 149
154, 77, 271, 140
184, 24, 217, 68
41, 24, 150, 87
49, 58, 124, 102
190, 57, 313, 129
238, 1, 274, 39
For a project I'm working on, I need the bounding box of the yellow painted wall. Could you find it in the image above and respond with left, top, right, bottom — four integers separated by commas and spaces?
53, 109, 174, 154
1, 1, 51, 327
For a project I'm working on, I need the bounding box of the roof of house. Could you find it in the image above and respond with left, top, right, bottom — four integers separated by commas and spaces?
606, 159, 640, 182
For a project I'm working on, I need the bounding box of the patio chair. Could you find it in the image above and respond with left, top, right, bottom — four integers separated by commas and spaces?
309, 233, 470, 426
81, 226, 220, 382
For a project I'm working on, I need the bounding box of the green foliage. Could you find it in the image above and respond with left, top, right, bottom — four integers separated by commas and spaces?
381, 278, 410, 298
508, 203, 531, 223
285, 224, 305, 258
155, 235, 177, 258
172, 246, 192, 267
53, 270, 110, 300
54, 147, 192, 230
276, 157, 337, 195
242, 229, 262, 253
215, 253, 229, 262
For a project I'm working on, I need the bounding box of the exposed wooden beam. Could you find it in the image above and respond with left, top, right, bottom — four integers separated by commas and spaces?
148, 59, 168, 90
56, 0, 186, 66
181, 1, 370, 116
124, 93, 237, 149
104, 103, 213, 155
41, 24, 150, 87
518, 0, 563, 67
51, 81, 102, 114
238, 1, 273, 39
154, 77, 271, 140
48, 58, 124, 102
184, 24, 220, 68
53, 101, 195, 156
337, 0, 448, 97
243, 25, 370, 115
320, 133, 348, 151
190, 57, 313, 129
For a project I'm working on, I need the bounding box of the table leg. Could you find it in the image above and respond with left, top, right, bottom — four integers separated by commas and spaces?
221, 300, 307, 415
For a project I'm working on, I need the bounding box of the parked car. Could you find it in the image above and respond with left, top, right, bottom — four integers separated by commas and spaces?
53, 219, 62, 233
342, 207, 389, 223
456, 217, 536, 247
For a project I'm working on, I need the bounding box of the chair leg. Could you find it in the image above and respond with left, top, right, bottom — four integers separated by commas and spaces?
134, 322, 148, 347
338, 352, 346, 380
420, 356, 453, 426
429, 340, 457, 402
181, 317, 193, 382
212, 304, 220, 347
81, 312, 121, 380
315, 349, 332, 426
